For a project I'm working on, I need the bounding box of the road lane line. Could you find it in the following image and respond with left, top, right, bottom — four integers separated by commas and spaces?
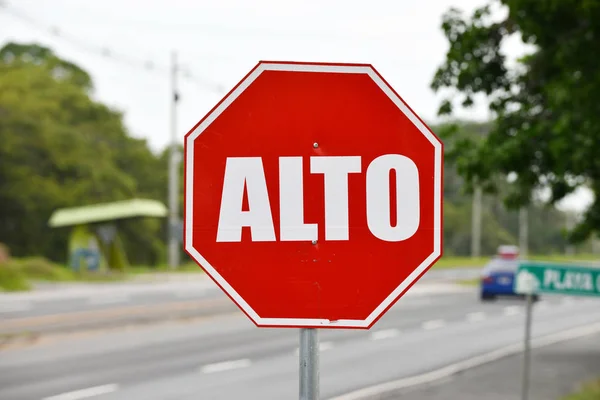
329, 321, 600, 400
503, 306, 521, 316
87, 295, 130, 306
0, 302, 32, 313
200, 359, 251, 374
466, 312, 486, 322
370, 329, 400, 340
422, 319, 445, 330
42, 384, 118, 400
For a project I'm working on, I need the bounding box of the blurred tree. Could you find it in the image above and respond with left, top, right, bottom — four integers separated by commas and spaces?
431, 0, 600, 244
0, 42, 166, 265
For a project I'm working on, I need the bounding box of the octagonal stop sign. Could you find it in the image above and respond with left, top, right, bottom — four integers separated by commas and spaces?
184, 61, 443, 329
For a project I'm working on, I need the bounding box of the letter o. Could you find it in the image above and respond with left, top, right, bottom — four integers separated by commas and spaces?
366, 154, 420, 242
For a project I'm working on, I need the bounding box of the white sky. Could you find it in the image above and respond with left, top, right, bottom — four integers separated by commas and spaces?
0, 0, 593, 212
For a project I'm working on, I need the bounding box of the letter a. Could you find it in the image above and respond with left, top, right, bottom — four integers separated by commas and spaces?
216, 157, 276, 242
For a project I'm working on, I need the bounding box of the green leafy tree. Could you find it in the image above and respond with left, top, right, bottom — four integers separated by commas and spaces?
0, 42, 166, 264
431, 0, 600, 243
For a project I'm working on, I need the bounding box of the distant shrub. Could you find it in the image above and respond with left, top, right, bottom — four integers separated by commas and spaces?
0, 261, 31, 291
15, 257, 74, 281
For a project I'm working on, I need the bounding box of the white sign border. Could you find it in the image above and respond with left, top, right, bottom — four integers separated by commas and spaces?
184, 61, 443, 328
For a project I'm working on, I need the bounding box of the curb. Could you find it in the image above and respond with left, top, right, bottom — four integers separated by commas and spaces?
328, 321, 600, 400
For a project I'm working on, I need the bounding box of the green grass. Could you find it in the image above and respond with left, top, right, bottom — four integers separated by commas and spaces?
432, 256, 490, 269
562, 378, 600, 400
15, 257, 76, 281
0, 262, 31, 291
432, 254, 598, 270
457, 278, 480, 286
529, 254, 599, 264
0, 256, 203, 292
0, 257, 130, 291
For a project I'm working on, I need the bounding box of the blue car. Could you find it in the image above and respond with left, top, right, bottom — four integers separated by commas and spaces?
479, 246, 539, 302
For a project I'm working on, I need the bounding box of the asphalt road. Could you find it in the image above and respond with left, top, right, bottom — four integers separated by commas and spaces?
383, 331, 600, 400
0, 269, 480, 321
1, 287, 600, 400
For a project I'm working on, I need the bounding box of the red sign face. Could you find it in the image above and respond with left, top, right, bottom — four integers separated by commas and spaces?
184, 61, 443, 329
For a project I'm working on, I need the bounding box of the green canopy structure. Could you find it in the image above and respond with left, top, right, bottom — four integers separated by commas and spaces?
48, 199, 168, 272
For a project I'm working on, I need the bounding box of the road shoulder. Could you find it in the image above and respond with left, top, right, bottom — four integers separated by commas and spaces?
378, 332, 600, 400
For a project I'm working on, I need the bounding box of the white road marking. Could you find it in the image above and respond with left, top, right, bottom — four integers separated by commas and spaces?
370, 329, 401, 341
0, 302, 32, 313
87, 295, 130, 306
503, 306, 521, 316
200, 359, 251, 374
43, 384, 118, 400
422, 319, 445, 330
329, 321, 600, 400
466, 312, 486, 322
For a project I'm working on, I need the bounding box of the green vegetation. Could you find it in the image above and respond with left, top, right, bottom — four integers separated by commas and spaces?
0, 255, 205, 292
562, 378, 600, 400
457, 278, 480, 287
432, 0, 600, 244
0, 257, 129, 291
0, 43, 176, 267
432, 253, 598, 270
432, 256, 490, 269
0, 262, 31, 292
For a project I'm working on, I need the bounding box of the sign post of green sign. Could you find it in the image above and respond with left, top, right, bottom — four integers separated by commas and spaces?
515, 261, 600, 297
514, 260, 600, 400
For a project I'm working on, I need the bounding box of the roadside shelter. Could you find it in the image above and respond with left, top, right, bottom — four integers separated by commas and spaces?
48, 199, 168, 272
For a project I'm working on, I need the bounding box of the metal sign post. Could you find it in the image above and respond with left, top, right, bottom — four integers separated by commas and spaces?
514, 264, 542, 400
300, 328, 319, 400
521, 292, 533, 400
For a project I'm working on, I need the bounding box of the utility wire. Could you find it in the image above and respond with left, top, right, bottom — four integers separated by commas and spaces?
1, 2, 225, 93
31, 1, 369, 41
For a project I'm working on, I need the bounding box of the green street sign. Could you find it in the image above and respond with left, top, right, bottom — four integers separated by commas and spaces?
515, 261, 600, 297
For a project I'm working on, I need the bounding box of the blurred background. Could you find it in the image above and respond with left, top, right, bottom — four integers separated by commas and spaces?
1, 1, 600, 400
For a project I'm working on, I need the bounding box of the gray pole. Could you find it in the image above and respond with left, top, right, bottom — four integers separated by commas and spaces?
519, 207, 529, 258
521, 293, 533, 400
299, 328, 319, 400
471, 186, 482, 258
168, 50, 180, 269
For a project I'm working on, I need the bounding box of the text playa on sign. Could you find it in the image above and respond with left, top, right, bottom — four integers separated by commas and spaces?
184, 61, 443, 329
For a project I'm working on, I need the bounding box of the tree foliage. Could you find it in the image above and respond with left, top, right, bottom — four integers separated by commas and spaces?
433, 120, 575, 255
431, 0, 600, 243
0, 42, 172, 264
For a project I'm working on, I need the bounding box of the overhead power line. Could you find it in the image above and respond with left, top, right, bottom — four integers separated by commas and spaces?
1, 2, 225, 93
